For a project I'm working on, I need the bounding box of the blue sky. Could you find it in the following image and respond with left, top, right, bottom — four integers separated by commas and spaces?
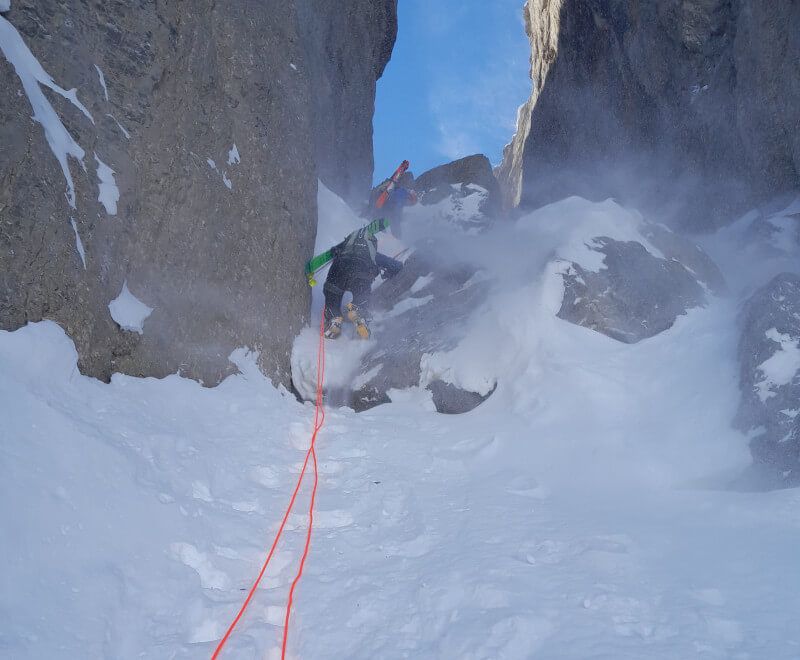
373, 0, 531, 183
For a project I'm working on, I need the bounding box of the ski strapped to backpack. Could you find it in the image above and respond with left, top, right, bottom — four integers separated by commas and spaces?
305, 217, 390, 286
375, 160, 410, 209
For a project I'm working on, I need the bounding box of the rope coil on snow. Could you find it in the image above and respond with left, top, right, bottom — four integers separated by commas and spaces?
212, 311, 326, 659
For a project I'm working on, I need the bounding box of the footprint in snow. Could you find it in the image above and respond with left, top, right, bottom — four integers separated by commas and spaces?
213, 545, 242, 560
580, 534, 632, 555
441, 613, 554, 659
470, 584, 512, 609
506, 474, 550, 499
378, 482, 410, 524
187, 618, 224, 644
263, 605, 286, 627
251, 465, 281, 488
691, 587, 726, 606
582, 592, 673, 641
329, 447, 367, 460
506, 484, 550, 499
169, 542, 230, 590
384, 533, 435, 558
704, 617, 744, 645
287, 509, 354, 530
514, 539, 572, 566
438, 435, 498, 458
289, 421, 311, 450
289, 459, 343, 475
230, 500, 262, 514
191, 480, 214, 503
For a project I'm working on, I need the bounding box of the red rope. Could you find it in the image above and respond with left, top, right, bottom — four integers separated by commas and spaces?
212, 310, 326, 659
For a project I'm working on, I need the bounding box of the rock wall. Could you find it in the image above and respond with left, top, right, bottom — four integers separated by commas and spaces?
737, 273, 800, 488
350, 247, 489, 413
495, 0, 562, 210
558, 224, 725, 344
297, 0, 397, 206
499, 0, 800, 228
0, 0, 396, 386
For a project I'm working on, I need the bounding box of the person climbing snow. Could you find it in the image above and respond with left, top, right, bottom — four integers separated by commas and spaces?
323, 226, 403, 340
370, 171, 418, 239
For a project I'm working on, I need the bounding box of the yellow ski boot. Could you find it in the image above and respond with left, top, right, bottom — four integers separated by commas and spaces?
345, 303, 370, 340
324, 316, 343, 339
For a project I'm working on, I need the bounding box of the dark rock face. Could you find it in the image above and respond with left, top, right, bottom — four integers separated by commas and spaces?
415, 155, 502, 211
500, 0, 800, 227
410, 155, 502, 233
349, 246, 491, 413
0, 1, 396, 386
297, 0, 398, 205
428, 379, 496, 415
558, 227, 724, 343
736, 273, 800, 488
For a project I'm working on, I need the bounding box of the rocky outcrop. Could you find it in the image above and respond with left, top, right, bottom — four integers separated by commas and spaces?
558, 223, 725, 343
343, 161, 503, 412
349, 246, 490, 413
428, 379, 497, 415
415, 155, 501, 206
736, 273, 800, 488
495, 0, 561, 210
297, 0, 397, 205
409, 155, 502, 232
500, 0, 800, 227
0, 1, 396, 386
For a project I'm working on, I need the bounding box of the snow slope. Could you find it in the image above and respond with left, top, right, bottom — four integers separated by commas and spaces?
3, 195, 800, 659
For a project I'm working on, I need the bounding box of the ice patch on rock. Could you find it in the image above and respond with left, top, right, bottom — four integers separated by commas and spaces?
69, 218, 86, 269
0, 16, 94, 208
94, 64, 108, 101
522, 197, 667, 273
383, 294, 434, 320
206, 156, 233, 190
94, 154, 119, 215
419, 349, 498, 398
227, 143, 241, 166
410, 274, 434, 294
352, 365, 382, 391
108, 281, 153, 334
406, 183, 489, 233
755, 328, 800, 402
107, 114, 130, 139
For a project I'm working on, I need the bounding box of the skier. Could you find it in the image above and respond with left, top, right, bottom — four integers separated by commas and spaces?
323, 226, 403, 340
370, 171, 418, 239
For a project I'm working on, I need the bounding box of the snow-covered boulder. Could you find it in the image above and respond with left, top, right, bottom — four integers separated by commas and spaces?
408, 154, 503, 232
308, 157, 504, 413
741, 198, 800, 257
427, 379, 497, 415
736, 273, 800, 487
414, 154, 501, 208
296, 196, 725, 413
291, 242, 491, 414
558, 220, 725, 343
350, 246, 490, 413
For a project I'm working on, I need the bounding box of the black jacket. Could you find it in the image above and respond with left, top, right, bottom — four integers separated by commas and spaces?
331, 228, 402, 280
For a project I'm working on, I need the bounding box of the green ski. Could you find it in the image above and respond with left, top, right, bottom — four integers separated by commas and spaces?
305, 218, 390, 286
